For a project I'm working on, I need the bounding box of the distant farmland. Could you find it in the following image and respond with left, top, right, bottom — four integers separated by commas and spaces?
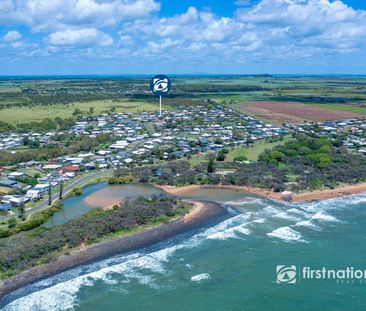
233, 101, 365, 123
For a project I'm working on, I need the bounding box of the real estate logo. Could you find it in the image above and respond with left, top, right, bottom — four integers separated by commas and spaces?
150, 74, 171, 96
276, 265, 297, 284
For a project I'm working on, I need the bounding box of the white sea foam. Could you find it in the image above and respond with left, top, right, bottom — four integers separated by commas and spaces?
252, 218, 266, 224
207, 231, 238, 240
262, 206, 281, 215
295, 220, 320, 230
191, 273, 211, 282
267, 226, 307, 243
3, 245, 184, 311
300, 193, 366, 213
198, 214, 248, 239
272, 212, 302, 222
225, 199, 255, 206
311, 211, 339, 223
286, 208, 311, 218
4, 213, 254, 310
229, 224, 251, 236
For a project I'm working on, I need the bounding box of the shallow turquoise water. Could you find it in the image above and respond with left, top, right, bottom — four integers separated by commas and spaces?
4, 188, 366, 311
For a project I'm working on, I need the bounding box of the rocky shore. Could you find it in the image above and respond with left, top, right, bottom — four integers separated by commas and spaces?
0, 201, 226, 300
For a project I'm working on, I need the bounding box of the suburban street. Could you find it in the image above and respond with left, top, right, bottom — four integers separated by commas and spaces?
7, 170, 111, 220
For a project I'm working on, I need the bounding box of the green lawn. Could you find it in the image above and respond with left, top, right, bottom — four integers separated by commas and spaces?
189, 138, 292, 166
310, 103, 366, 114
0, 100, 169, 123
189, 153, 211, 166
21, 168, 45, 177
226, 138, 292, 162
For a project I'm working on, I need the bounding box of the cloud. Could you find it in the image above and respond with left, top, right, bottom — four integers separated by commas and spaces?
118, 0, 366, 64
3, 30, 22, 42
47, 28, 114, 46
10, 41, 25, 48
235, 0, 257, 6
0, 0, 160, 31
236, 0, 366, 51
1, 0, 366, 73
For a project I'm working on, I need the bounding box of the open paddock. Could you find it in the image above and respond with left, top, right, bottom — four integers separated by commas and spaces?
233, 101, 365, 123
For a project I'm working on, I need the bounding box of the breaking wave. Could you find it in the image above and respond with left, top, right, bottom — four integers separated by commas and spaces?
4, 190, 364, 310
267, 226, 307, 243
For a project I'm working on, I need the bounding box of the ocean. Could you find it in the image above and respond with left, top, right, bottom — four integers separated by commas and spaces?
3, 192, 366, 311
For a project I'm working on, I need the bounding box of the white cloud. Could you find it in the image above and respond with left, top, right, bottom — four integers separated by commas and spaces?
2, 0, 366, 72
117, 0, 366, 63
47, 28, 114, 46
236, 0, 366, 50
10, 40, 25, 48
235, 0, 256, 6
0, 0, 160, 31
3, 30, 22, 42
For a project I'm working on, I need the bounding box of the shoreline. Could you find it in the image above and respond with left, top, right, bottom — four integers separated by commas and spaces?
156, 183, 366, 203
0, 200, 227, 301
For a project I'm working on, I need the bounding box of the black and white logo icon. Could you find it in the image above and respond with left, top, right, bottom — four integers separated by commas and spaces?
150, 74, 171, 96
276, 265, 297, 284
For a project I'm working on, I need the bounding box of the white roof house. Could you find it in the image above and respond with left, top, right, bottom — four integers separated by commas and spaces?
8, 172, 25, 179
25, 190, 42, 199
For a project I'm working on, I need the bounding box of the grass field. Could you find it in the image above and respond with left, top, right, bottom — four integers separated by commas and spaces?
0, 100, 167, 123
2, 76, 366, 124
21, 168, 45, 177
189, 138, 291, 166
310, 103, 366, 114
225, 138, 292, 162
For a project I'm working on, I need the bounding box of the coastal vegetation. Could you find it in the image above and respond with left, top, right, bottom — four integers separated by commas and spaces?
0, 202, 63, 238
0, 196, 192, 279
71, 187, 83, 196
114, 135, 366, 193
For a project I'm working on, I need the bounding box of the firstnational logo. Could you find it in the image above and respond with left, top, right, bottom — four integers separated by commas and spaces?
276, 265, 366, 284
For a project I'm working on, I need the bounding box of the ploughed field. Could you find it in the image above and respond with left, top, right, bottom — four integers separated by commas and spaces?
234, 101, 365, 123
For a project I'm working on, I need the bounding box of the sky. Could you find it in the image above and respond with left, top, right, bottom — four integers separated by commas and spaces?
1, 0, 366, 75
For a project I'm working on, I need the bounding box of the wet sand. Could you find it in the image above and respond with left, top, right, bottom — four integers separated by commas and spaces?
0, 201, 226, 300
157, 183, 366, 203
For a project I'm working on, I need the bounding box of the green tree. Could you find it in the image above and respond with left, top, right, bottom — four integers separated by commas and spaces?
207, 158, 216, 173
0, 210, 8, 223
18, 202, 26, 220
8, 217, 17, 228
216, 150, 226, 162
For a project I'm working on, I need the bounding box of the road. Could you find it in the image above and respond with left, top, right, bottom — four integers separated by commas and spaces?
6, 170, 111, 220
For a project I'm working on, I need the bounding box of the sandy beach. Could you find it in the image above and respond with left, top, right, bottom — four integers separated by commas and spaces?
291, 182, 366, 202
0, 200, 226, 301
157, 183, 366, 203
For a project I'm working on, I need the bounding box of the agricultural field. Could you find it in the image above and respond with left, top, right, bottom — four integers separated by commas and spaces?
232, 101, 365, 124
1, 75, 366, 124
0, 100, 164, 123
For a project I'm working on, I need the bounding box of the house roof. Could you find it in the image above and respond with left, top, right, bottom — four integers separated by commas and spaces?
62, 165, 80, 172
